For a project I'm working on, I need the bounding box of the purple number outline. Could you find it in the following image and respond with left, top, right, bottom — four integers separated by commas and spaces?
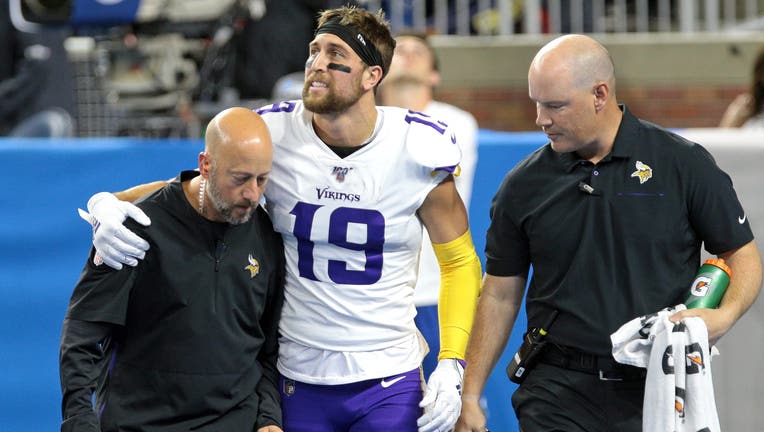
256, 101, 297, 115
404, 110, 448, 134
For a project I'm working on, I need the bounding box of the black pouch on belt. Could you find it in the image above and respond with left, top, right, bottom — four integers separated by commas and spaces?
506, 310, 559, 384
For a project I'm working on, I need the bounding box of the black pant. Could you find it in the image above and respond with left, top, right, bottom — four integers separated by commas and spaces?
511, 362, 644, 432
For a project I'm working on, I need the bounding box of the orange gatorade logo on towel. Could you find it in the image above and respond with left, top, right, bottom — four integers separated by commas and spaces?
675, 387, 686, 418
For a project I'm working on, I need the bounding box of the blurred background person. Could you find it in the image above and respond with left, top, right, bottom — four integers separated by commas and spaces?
719, 45, 764, 129
378, 31, 479, 379
0, 1, 75, 137
233, 0, 361, 100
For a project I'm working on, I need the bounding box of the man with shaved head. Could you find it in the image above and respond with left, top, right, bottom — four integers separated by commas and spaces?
456, 35, 761, 431
59, 108, 286, 431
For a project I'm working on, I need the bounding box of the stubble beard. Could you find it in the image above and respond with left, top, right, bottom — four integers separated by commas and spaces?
302, 78, 364, 115
207, 165, 255, 225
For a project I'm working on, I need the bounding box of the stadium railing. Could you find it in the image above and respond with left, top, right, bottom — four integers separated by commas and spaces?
361, 0, 764, 35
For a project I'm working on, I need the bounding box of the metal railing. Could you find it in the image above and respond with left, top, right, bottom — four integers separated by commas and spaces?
359, 0, 764, 35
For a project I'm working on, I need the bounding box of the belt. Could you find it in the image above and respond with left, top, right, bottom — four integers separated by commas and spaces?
539, 344, 647, 381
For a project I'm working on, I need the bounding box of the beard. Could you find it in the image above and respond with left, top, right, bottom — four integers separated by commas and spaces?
206, 165, 256, 225
302, 75, 365, 114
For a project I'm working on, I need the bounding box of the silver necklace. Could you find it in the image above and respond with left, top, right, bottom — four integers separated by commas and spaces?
198, 178, 206, 215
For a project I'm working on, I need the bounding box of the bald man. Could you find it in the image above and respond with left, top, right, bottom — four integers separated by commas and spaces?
456, 35, 761, 432
59, 108, 286, 432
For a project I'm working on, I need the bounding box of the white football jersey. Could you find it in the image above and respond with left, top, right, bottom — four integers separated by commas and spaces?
256, 101, 460, 380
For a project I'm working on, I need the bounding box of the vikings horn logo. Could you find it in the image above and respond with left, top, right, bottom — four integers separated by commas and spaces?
630, 160, 653, 184
245, 254, 260, 278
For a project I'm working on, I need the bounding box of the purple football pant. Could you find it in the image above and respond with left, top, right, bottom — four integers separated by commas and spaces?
280, 367, 423, 431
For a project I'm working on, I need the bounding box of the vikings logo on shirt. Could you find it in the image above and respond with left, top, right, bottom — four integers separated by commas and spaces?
631, 160, 653, 184
331, 166, 353, 182
245, 254, 260, 278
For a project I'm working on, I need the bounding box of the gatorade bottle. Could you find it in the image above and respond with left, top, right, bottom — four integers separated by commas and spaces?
684, 258, 731, 309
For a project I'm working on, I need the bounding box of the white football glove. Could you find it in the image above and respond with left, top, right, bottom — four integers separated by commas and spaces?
78, 192, 151, 270
417, 358, 465, 432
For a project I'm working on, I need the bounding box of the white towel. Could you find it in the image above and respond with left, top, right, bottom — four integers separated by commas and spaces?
610, 305, 720, 432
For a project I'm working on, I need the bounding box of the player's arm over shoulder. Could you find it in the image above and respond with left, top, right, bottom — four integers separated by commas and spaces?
114, 180, 169, 202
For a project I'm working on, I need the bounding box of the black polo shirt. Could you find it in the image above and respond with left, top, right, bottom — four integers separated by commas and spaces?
60, 171, 285, 431
485, 106, 754, 355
